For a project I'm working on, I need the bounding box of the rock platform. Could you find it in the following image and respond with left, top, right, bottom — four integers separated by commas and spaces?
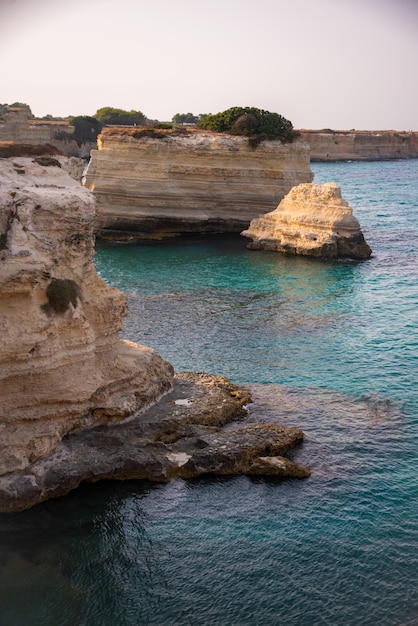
0, 373, 309, 512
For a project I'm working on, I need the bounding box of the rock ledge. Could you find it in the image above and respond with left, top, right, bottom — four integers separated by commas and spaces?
0, 373, 309, 512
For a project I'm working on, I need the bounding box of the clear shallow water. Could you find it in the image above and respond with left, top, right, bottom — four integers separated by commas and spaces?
1, 160, 418, 625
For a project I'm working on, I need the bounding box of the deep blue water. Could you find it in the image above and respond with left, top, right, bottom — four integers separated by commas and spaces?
1, 160, 418, 625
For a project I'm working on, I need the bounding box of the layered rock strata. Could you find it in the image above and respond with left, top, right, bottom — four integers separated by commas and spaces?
242, 182, 372, 260
300, 129, 418, 161
0, 157, 174, 480
0, 372, 309, 512
84, 128, 313, 238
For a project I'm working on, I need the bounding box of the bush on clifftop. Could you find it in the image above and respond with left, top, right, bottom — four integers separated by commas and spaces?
94, 107, 147, 126
198, 107, 296, 145
68, 116, 103, 147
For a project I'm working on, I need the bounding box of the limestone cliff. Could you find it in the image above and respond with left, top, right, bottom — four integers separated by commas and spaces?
242, 182, 371, 260
0, 157, 174, 478
84, 128, 313, 238
300, 130, 418, 161
0, 105, 96, 158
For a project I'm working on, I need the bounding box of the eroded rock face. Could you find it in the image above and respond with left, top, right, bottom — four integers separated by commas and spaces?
242, 182, 372, 260
84, 128, 313, 238
0, 157, 174, 478
0, 372, 309, 512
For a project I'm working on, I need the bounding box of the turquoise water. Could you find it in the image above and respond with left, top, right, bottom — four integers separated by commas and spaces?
1, 160, 418, 625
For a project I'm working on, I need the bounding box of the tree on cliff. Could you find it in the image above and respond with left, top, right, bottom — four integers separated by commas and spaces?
68, 116, 102, 146
198, 107, 296, 145
94, 107, 147, 126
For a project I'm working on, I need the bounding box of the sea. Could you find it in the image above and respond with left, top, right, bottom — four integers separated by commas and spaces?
0, 160, 417, 626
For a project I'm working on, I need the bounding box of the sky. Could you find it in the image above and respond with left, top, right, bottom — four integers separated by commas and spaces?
0, 0, 417, 130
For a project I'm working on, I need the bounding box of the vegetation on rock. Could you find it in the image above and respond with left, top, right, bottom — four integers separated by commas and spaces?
0, 143, 61, 157
43, 278, 80, 314
198, 107, 296, 146
33, 156, 62, 168
94, 107, 147, 126
68, 116, 102, 147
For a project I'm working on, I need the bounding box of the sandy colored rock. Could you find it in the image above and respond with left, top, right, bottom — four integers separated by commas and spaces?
0, 157, 174, 478
242, 182, 372, 260
84, 127, 313, 238
300, 129, 418, 161
0, 105, 95, 157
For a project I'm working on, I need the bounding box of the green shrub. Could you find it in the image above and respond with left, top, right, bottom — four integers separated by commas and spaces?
68, 116, 102, 147
198, 106, 295, 144
34, 156, 62, 168
132, 128, 165, 140
94, 107, 147, 126
43, 278, 80, 314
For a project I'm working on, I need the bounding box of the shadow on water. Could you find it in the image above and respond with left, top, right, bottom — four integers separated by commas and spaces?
0, 481, 170, 625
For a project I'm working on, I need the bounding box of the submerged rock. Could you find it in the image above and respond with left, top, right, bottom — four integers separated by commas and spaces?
242, 182, 372, 260
0, 372, 309, 512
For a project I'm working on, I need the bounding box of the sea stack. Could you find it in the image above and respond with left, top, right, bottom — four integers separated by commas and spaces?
84, 127, 313, 239
0, 156, 174, 484
242, 182, 372, 260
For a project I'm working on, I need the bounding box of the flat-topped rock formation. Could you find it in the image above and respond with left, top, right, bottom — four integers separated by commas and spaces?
242, 182, 372, 260
300, 129, 418, 161
0, 156, 174, 480
84, 127, 313, 238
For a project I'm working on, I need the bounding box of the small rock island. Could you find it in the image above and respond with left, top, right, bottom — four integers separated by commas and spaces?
242, 182, 372, 260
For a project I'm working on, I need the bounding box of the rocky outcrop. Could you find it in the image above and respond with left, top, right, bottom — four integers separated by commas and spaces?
0, 372, 309, 512
0, 157, 174, 480
300, 129, 418, 161
0, 105, 96, 157
242, 182, 371, 260
84, 127, 313, 238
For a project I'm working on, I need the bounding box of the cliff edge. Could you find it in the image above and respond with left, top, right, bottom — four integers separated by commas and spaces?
84, 127, 313, 239
300, 129, 418, 161
0, 157, 174, 479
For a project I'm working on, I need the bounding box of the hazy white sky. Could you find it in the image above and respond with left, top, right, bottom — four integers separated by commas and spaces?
0, 0, 417, 129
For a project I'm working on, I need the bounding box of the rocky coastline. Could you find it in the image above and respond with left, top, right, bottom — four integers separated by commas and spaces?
0, 154, 309, 512
0, 372, 309, 513
300, 129, 418, 161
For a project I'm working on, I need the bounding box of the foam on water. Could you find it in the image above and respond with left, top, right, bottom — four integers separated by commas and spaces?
1, 160, 418, 625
